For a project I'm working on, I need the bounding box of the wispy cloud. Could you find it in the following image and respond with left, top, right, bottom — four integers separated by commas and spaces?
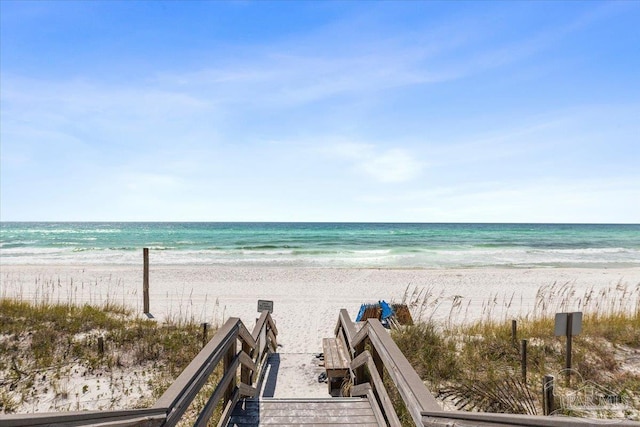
1, 2, 638, 221
320, 141, 424, 183
357, 177, 640, 223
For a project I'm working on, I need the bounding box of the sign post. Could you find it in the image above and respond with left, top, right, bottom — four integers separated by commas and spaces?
543, 375, 555, 415
566, 313, 573, 386
257, 299, 274, 314
554, 312, 582, 386
521, 339, 528, 382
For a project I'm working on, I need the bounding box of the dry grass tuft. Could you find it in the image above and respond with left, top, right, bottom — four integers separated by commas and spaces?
0, 297, 218, 421
392, 282, 640, 421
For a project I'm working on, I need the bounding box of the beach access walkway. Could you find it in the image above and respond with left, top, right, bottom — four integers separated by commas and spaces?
4, 309, 640, 427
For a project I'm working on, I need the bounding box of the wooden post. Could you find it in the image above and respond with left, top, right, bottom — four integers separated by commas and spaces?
353, 339, 367, 385
512, 320, 517, 346
371, 346, 384, 381
241, 340, 252, 386
97, 336, 104, 355
224, 339, 237, 403
565, 313, 573, 386
143, 248, 149, 314
543, 375, 555, 415
201, 323, 209, 348
521, 339, 527, 382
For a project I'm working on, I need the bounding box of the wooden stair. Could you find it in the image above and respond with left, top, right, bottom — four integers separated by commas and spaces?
226, 397, 384, 426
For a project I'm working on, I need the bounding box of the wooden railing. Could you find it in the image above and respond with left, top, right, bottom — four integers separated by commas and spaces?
421, 411, 640, 426
0, 311, 278, 427
5, 308, 640, 427
335, 309, 640, 427
335, 309, 440, 426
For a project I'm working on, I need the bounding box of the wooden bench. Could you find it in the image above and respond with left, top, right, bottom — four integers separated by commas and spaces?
322, 337, 350, 395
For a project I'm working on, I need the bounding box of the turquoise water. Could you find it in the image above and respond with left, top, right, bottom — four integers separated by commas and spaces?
1, 222, 639, 268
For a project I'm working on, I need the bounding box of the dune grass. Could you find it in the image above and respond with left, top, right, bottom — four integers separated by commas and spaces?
392, 282, 640, 421
0, 297, 220, 424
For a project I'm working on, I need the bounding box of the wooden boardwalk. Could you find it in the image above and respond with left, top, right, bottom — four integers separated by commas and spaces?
226, 397, 383, 426
6, 309, 640, 427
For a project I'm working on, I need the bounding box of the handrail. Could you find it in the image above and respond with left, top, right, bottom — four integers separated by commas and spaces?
336, 312, 440, 426
254, 310, 278, 342
0, 408, 167, 427
335, 310, 640, 427
192, 353, 239, 427
2, 311, 278, 427
421, 411, 640, 426
358, 320, 441, 412
155, 310, 277, 427
350, 351, 401, 427
334, 309, 357, 355
154, 318, 239, 417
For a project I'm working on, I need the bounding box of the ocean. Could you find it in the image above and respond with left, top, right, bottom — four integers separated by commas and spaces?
1, 222, 639, 268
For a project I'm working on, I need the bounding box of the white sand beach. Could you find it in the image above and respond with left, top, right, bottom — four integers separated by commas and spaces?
3, 265, 639, 353
2, 265, 639, 409
0, 265, 640, 353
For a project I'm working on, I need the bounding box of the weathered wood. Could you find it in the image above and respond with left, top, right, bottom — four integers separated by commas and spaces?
228, 418, 378, 425
252, 311, 269, 341
252, 398, 373, 408
351, 320, 370, 349
0, 409, 166, 427
357, 319, 441, 425
7, 313, 281, 427
251, 310, 278, 373
370, 345, 383, 381
543, 374, 555, 416
216, 388, 240, 427
323, 338, 350, 371
350, 351, 401, 427
267, 329, 278, 351
366, 388, 390, 427
191, 352, 239, 427
238, 382, 257, 398
238, 321, 257, 349
323, 337, 350, 394
224, 335, 238, 403
255, 318, 267, 363
143, 248, 149, 314
239, 350, 257, 374
202, 322, 209, 348
252, 311, 278, 342
366, 359, 400, 426
422, 410, 640, 426
521, 339, 528, 382
566, 313, 573, 386
250, 312, 276, 389
265, 311, 278, 336
233, 406, 376, 417
154, 319, 238, 411
350, 351, 368, 373
350, 382, 372, 397
335, 309, 357, 354
240, 337, 255, 386
226, 397, 381, 426
350, 322, 369, 386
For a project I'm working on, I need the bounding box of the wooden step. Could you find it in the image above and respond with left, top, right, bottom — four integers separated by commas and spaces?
226, 397, 382, 426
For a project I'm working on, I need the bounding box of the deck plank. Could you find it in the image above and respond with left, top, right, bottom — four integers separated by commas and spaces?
226, 397, 382, 426
322, 338, 349, 371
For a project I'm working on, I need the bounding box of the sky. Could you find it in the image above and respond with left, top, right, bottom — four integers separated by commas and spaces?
1, 1, 639, 223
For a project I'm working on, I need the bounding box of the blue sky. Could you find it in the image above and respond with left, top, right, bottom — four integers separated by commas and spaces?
1, 1, 639, 222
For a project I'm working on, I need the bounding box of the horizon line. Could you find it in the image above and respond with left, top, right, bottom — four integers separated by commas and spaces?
1, 221, 639, 226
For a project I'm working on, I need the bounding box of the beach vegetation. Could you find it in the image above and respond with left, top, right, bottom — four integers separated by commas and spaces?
0, 297, 221, 424
392, 282, 640, 421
